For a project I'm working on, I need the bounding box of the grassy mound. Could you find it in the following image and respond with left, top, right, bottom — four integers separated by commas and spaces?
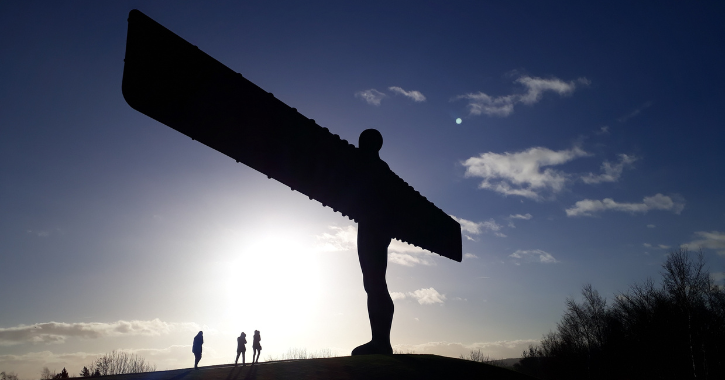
103, 354, 535, 380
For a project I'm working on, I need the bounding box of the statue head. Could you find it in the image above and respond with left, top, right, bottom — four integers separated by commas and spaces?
359, 129, 383, 154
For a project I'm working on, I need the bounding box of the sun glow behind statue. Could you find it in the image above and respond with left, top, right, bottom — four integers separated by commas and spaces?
218, 233, 323, 338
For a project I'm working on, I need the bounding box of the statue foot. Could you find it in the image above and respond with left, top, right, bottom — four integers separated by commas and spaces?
351, 340, 393, 355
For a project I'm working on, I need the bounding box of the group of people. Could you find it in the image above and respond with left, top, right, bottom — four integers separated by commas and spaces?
191, 330, 262, 369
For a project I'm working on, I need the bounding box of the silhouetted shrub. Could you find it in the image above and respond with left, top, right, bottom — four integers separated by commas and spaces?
83, 351, 155, 376
459, 349, 508, 367
1, 371, 19, 380
515, 249, 725, 380
265, 348, 338, 361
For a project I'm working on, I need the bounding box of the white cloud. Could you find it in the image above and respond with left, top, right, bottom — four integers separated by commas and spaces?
450, 216, 484, 234
618, 101, 653, 123
454, 75, 589, 117
450, 216, 505, 239
565, 194, 685, 217
388, 86, 426, 102
596, 126, 610, 135
388, 239, 436, 266
647, 224, 656, 228
462, 146, 590, 200
355, 89, 387, 106
581, 154, 638, 184
481, 220, 503, 232
390, 292, 407, 301
388, 252, 435, 267
316, 225, 437, 266
463, 253, 479, 260
392, 287, 447, 305
509, 213, 532, 220
393, 339, 538, 360
26, 229, 51, 238
509, 249, 558, 264
408, 288, 446, 305
0, 320, 199, 346
455, 92, 517, 117
681, 231, 725, 255
315, 226, 357, 252
643, 243, 670, 250
516, 76, 582, 105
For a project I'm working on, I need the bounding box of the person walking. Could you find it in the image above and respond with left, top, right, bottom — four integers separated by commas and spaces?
192, 331, 204, 369
235, 332, 247, 366
252, 330, 262, 364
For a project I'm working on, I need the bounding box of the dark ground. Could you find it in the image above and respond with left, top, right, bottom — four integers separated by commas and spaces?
98, 355, 535, 380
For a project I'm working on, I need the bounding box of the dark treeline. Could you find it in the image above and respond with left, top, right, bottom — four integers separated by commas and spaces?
515, 249, 725, 380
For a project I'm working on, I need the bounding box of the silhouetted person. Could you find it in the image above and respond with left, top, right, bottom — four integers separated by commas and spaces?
252, 330, 262, 364
235, 332, 247, 366
192, 331, 203, 369
351, 129, 395, 356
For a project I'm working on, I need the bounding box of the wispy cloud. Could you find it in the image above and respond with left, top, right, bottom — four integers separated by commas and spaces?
581, 154, 638, 184
462, 146, 590, 200
355, 89, 387, 106
388, 86, 426, 102
316, 226, 357, 252
463, 253, 479, 260
509, 249, 558, 264
0, 320, 199, 346
389, 239, 436, 266
393, 288, 447, 305
390, 292, 407, 301
454, 76, 589, 117
507, 213, 532, 228
618, 101, 653, 123
681, 231, 725, 255
450, 216, 506, 239
643, 243, 671, 249
388, 251, 435, 267
565, 194, 685, 217
26, 229, 51, 237
316, 225, 436, 266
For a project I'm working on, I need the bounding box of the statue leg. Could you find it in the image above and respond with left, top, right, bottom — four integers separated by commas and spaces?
352, 222, 394, 355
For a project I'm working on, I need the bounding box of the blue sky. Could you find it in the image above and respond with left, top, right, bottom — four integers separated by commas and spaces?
1, 1, 724, 378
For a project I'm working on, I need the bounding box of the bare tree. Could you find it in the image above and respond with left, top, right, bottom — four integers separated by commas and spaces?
85, 351, 156, 376
662, 248, 710, 378
459, 349, 507, 367
40, 367, 56, 380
